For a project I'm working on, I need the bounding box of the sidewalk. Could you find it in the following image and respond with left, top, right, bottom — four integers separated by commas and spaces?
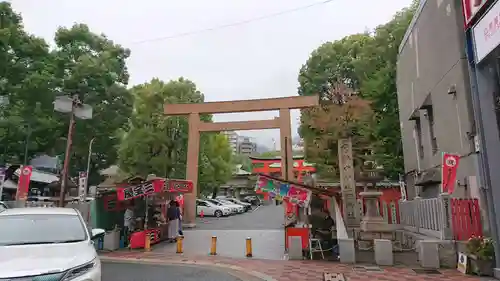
100, 251, 484, 281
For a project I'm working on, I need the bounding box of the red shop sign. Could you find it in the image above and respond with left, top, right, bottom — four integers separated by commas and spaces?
166, 179, 193, 193
116, 179, 165, 201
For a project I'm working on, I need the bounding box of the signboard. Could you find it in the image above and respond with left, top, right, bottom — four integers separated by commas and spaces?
15, 165, 32, 201
0, 167, 5, 200
463, 0, 490, 28
116, 179, 164, 201
441, 153, 460, 194
473, 0, 500, 62
166, 179, 193, 193
78, 172, 87, 202
457, 252, 469, 274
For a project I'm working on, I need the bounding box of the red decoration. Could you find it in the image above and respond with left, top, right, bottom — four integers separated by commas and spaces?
166, 179, 193, 193
16, 165, 32, 201
441, 153, 460, 194
116, 179, 165, 201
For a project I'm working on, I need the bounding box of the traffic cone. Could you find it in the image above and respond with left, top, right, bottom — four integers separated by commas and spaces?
200, 210, 204, 218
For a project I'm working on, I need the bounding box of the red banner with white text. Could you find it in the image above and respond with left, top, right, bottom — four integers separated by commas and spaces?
15, 165, 32, 201
441, 153, 460, 194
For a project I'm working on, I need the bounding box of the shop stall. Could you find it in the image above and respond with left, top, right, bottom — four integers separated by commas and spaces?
101, 178, 193, 249
255, 174, 338, 255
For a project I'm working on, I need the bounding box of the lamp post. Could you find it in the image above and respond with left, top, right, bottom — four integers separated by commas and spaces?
84, 137, 95, 198
54, 95, 92, 206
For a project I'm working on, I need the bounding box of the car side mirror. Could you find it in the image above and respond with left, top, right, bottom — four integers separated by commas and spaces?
91, 228, 106, 240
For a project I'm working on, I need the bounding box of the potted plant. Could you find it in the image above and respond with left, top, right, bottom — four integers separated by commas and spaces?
466, 235, 495, 276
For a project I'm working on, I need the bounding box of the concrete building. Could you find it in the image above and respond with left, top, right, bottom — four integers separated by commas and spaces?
463, 0, 500, 273
222, 131, 239, 154
237, 136, 257, 155
396, 0, 479, 200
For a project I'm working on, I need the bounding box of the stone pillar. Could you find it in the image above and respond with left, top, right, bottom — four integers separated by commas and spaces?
184, 113, 200, 227
439, 193, 453, 239
279, 109, 294, 181
338, 138, 359, 226
374, 239, 393, 266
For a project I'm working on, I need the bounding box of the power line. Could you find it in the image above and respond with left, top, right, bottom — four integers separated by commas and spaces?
131, 0, 335, 45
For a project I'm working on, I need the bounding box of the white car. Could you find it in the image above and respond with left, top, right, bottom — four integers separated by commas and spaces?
0, 207, 105, 281
208, 199, 245, 214
196, 199, 231, 217
224, 198, 252, 211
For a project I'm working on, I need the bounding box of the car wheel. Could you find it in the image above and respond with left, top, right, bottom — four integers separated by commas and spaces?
215, 210, 223, 218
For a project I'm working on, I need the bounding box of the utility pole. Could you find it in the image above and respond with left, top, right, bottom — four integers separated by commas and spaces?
84, 137, 95, 198
54, 95, 92, 207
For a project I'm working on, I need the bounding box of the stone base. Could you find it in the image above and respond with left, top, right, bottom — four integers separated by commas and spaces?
182, 223, 196, 229
358, 230, 394, 241
360, 216, 394, 233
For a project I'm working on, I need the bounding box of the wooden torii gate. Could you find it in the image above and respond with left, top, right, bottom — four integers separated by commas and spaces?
164, 95, 319, 226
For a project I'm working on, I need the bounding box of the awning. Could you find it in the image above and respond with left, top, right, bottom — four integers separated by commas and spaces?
116, 178, 193, 201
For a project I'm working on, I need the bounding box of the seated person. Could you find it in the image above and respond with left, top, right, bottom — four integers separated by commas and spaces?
311, 208, 338, 254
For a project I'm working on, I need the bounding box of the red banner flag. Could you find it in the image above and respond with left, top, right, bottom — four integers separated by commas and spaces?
16, 165, 32, 201
442, 153, 460, 194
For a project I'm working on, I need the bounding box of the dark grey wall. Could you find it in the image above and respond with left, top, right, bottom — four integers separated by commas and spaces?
397, 0, 477, 198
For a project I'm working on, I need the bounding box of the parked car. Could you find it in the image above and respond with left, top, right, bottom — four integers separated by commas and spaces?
0, 207, 105, 281
224, 198, 252, 211
217, 198, 248, 213
207, 199, 244, 214
242, 196, 261, 206
196, 199, 231, 218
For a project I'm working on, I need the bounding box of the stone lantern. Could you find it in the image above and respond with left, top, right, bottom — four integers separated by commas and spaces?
357, 166, 393, 239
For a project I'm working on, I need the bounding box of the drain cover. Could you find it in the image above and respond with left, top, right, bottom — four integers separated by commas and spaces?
412, 268, 441, 274
324, 272, 345, 281
352, 265, 383, 272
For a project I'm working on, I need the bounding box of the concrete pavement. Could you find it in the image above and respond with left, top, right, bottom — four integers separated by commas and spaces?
154, 204, 286, 260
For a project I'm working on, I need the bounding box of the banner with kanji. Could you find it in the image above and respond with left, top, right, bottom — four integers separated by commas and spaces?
16, 165, 32, 201
255, 174, 312, 207
116, 179, 165, 201
441, 153, 460, 194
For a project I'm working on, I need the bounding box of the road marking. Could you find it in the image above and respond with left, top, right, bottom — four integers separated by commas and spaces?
251, 206, 261, 212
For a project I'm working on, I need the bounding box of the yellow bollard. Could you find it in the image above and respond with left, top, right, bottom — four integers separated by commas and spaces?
210, 236, 217, 255
176, 235, 184, 253
245, 237, 252, 257
144, 234, 151, 252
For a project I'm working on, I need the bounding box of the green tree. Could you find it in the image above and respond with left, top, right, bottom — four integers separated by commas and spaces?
0, 3, 59, 164
52, 24, 132, 182
199, 133, 233, 198
0, 3, 132, 185
298, 3, 416, 180
118, 78, 232, 195
231, 153, 252, 172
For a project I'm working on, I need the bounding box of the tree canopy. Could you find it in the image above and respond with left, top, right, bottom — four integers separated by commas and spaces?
298, 3, 416, 180
0, 3, 132, 184
117, 78, 233, 194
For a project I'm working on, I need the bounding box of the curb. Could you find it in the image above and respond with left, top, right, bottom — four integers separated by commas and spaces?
100, 256, 278, 281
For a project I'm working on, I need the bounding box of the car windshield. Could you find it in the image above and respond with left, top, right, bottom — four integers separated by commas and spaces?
0, 214, 87, 246
208, 200, 222, 206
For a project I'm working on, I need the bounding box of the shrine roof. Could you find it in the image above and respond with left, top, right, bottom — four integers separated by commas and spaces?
249, 155, 305, 161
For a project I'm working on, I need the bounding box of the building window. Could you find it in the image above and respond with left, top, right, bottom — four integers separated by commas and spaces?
415, 118, 424, 159
426, 106, 438, 154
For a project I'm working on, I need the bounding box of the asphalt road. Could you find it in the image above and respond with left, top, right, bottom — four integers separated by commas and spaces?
102, 262, 243, 281
154, 204, 286, 260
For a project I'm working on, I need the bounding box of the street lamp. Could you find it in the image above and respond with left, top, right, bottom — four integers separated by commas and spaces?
84, 137, 95, 199
54, 95, 92, 206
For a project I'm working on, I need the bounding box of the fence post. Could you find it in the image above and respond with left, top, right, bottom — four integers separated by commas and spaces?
439, 193, 453, 240
413, 196, 421, 233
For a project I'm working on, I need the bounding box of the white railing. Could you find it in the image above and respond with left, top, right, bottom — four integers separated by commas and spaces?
398, 194, 452, 239
332, 198, 355, 263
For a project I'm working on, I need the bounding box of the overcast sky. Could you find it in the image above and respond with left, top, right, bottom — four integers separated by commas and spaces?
10, 0, 412, 149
